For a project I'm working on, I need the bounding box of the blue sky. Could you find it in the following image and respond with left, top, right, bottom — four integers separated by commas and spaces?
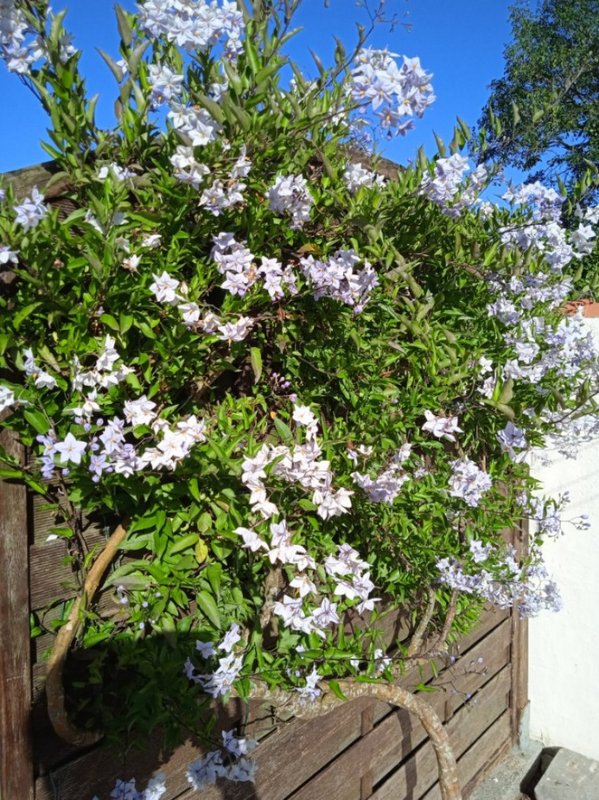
0, 0, 517, 174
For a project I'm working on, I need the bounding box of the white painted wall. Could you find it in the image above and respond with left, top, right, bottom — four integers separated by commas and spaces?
527, 317, 599, 761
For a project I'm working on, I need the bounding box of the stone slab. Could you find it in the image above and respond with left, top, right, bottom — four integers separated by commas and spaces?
535, 747, 599, 800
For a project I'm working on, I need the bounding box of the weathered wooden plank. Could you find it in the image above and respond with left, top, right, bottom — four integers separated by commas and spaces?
3, 160, 69, 201
288, 625, 511, 800
370, 667, 511, 800
510, 520, 529, 741
29, 541, 80, 608
32, 613, 512, 800
34, 695, 390, 800
0, 429, 34, 800
421, 711, 512, 800
31, 493, 104, 546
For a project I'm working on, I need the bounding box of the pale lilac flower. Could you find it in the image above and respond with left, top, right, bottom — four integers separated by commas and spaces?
0, 245, 18, 265
448, 458, 492, 507
234, 526, 268, 552
149, 271, 180, 304
422, 410, 462, 442
13, 186, 48, 230
54, 433, 87, 465
0, 385, 16, 412
267, 174, 313, 228
147, 62, 184, 105
217, 316, 254, 342
295, 666, 322, 702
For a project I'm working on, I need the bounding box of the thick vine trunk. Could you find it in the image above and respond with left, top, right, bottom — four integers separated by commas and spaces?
248, 679, 463, 800
45, 519, 129, 747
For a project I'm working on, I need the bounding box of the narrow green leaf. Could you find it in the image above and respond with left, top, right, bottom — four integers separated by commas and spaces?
169, 533, 199, 555
23, 409, 49, 434
273, 416, 293, 442
196, 590, 221, 629
250, 347, 262, 382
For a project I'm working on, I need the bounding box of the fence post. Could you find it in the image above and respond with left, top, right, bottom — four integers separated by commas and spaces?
510, 518, 529, 742
0, 428, 34, 799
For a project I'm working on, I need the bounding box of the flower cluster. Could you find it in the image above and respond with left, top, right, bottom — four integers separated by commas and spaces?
137, 0, 244, 59
501, 180, 595, 273
422, 410, 462, 442
149, 270, 255, 340
93, 772, 166, 800
0, 0, 42, 74
187, 736, 257, 791
343, 162, 386, 193
497, 421, 528, 460
351, 443, 412, 503
240, 404, 353, 520
168, 103, 221, 147
299, 249, 378, 313
211, 233, 298, 299
350, 49, 435, 136
448, 458, 493, 508
437, 542, 562, 617
13, 186, 48, 231
267, 173, 313, 229
185, 623, 244, 697
270, 539, 379, 635
9, 338, 209, 482
419, 154, 488, 217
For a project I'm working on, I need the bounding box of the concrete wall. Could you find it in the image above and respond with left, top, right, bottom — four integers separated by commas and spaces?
527, 317, 599, 761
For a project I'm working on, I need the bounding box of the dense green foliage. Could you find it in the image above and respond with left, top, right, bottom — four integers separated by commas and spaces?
1, 0, 597, 764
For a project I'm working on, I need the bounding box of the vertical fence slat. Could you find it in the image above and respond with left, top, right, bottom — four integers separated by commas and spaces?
510, 518, 529, 740
0, 429, 34, 800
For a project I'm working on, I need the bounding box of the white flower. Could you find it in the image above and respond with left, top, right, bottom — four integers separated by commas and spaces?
289, 572, 317, 598
292, 404, 318, 429
234, 526, 268, 552
149, 271, 180, 304
13, 186, 48, 231
96, 162, 135, 181
195, 640, 216, 658
0, 385, 16, 412
54, 433, 87, 465
123, 396, 157, 427
219, 623, 241, 653
422, 410, 462, 442
0, 245, 18, 265
217, 316, 254, 342
267, 173, 313, 228
448, 458, 492, 508
295, 666, 322, 702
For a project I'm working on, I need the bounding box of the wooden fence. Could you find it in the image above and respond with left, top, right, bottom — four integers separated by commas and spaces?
0, 425, 528, 800
1, 164, 528, 799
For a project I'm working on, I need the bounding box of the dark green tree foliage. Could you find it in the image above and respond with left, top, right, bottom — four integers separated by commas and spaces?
480, 0, 599, 191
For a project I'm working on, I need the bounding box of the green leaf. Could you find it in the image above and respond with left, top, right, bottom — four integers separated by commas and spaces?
13, 302, 41, 331
499, 378, 514, 405
250, 347, 262, 382
328, 680, 347, 701
97, 48, 124, 82
195, 538, 209, 563
100, 313, 120, 331
198, 512, 213, 533
23, 409, 49, 434
196, 590, 221, 629
169, 533, 199, 555
273, 416, 293, 443
115, 5, 133, 47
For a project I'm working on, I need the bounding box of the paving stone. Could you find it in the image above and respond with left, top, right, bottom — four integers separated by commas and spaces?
535, 748, 599, 800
